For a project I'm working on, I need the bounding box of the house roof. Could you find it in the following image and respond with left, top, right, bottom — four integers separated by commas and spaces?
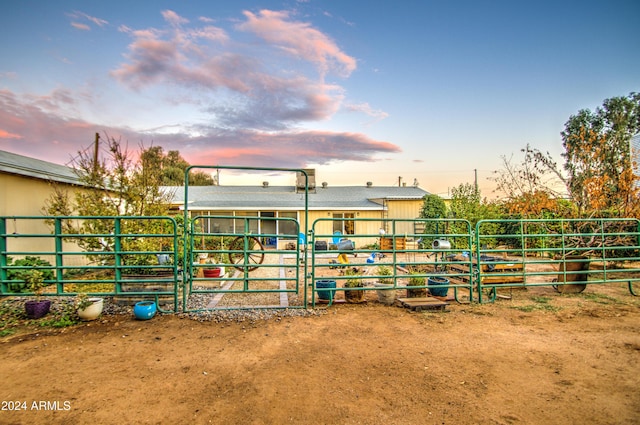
0, 150, 82, 186
0, 149, 429, 210
168, 184, 429, 211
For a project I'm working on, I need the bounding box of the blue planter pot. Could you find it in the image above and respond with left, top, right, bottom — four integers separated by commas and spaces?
316, 280, 337, 301
133, 301, 157, 320
428, 277, 449, 297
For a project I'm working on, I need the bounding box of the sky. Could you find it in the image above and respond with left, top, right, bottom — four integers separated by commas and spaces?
1, 0, 638, 197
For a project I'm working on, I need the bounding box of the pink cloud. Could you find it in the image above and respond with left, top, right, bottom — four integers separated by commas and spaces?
176, 129, 401, 168
3, 9, 394, 170
238, 10, 356, 78
162, 10, 189, 26
0, 89, 400, 169
0, 129, 22, 139
345, 102, 389, 123
110, 9, 365, 131
71, 22, 91, 31
67, 11, 108, 30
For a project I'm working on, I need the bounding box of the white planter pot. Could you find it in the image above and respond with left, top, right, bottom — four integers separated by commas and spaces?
373, 282, 396, 305
77, 298, 104, 321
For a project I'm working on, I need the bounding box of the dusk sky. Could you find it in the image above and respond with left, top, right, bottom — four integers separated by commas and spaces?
1, 0, 638, 196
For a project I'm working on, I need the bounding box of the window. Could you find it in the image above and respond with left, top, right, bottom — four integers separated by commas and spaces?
198, 211, 232, 234
278, 212, 298, 238
234, 211, 259, 233
333, 213, 355, 235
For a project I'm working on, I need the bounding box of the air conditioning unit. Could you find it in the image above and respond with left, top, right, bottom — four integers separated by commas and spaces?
296, 169, 316, 192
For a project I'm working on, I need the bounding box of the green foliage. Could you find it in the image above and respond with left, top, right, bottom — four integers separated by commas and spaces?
510, 297, 560, 312
343, 268, 363, 288
39, 312, 78, 328
39, 302, 79, 328
418, 194, 448, 247
0, 328, 16, 337
75, 293, 95, 311
449, 183, 482, 225
419, 194, 447, 219
0, 299, 79, 335
144, 147, 213, 186
579, 292, 620, 305
5, 256, 54, 293
408, 271, 426, 286
376, 265, 393, 285
447, 183, 501, 249
25, 270, 45, 297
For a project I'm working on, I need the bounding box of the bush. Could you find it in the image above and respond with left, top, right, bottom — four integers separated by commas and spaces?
5, 256, 54, 293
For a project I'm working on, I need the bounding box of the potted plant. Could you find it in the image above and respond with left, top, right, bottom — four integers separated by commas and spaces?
373, 265, 396, 305
200, 238, 225, 277
343, 268, 365, 303
202, 255, 225, 278
24, 270, 51, 319
75, 293, 104, 321
407, 270, 427, 298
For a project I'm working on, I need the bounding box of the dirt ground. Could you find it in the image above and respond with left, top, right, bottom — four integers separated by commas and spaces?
1, 281, 639, 425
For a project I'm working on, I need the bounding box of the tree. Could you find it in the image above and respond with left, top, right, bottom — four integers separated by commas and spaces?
44, 136, 175, 262
493, 143, 567, 196
159, 149, 214, 186
561, 92, 640, 217
491, 144, 573, 218
417, 194, 448, 248
448, 183, 504, 249
419, 194, 447, 219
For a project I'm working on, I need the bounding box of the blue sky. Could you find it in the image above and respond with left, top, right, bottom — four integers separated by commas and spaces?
1, 0, 638, 196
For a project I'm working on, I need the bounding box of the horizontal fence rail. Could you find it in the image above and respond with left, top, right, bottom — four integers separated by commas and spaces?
185, 215, 303, 311
2, 215, 638, 313
475, 218, 640, 302
309, 218, 475, 306
0, 216, 181, 312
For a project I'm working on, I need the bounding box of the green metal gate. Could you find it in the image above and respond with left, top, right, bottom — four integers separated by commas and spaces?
474, 218, 640, 302
183, 214, 305, 311
308, 218, 475, 305
0, 215, 181, 312
180, 166, 310, 311
2, 207, 639, 311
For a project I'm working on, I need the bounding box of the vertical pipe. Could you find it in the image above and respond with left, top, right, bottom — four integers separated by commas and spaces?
54, 218, 64, 293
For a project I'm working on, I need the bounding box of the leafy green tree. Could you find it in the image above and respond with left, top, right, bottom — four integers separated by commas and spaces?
419, 194, 447, 219
448, 183, 504, 249
189, 170, 215, 186
155, 148, 214, 186
561, 92, 640, 217
417, 194, 448, 247
137, 146, 214, 186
